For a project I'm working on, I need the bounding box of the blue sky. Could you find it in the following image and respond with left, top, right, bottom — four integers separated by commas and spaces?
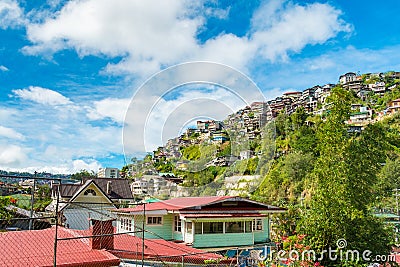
0, 0, 400, 174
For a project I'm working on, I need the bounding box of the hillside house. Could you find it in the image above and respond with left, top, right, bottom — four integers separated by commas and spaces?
339, 72, 357, 84
387, 99, 400, 115
98, 167, 120, 178
348, 106, 372, 125
369, 81, 386, 95
112, 196, 285, 248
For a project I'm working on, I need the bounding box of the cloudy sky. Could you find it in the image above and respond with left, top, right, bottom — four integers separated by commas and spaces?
1, 0, 400, 174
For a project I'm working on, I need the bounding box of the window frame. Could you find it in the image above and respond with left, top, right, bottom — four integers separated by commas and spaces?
84, 189, 96, 196
174, 215, 181, 232
185, 222, 193, 233
203, 221, 224, 234
120, 217, 132, 231
253, 218, 263, 231
146, 216, 163, 225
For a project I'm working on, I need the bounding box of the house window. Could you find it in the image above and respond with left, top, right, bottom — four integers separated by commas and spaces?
127, 218, 132, 231
226, 222, 244, 233
174, 215, 181, 232
120, 218, 132, 231
147, 216, 162, 225
186, 222, 192, 233
195, 222, 202, 234
203, 222, 223, 234
245, 221, 252, 233
253, 219, 263, 231
84, 189, 96, 196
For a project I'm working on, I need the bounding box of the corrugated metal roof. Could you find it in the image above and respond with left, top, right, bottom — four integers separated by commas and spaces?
55, 178, 134, 200
0, 227, 120, 267
0, 226, 225, 266
112, 234, 223, 260
116, 196, 285, 214
117, 196, 232, 213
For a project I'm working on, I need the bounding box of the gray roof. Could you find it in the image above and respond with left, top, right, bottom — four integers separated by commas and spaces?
54, 178, 134, 200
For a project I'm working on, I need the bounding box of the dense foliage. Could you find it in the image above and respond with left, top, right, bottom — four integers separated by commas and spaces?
297, 87, 391, 265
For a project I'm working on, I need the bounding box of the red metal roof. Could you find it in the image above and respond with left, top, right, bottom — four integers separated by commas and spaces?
164, 196, 232, 207
112, 234, 223, 261
0, 227, 120, 267
117, 196, 232, 213
73, 227, 226, 263
180, 213, 267, 218
0, 226, 226, 266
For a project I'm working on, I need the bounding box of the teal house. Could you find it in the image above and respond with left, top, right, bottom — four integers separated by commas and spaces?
113, 196, 285, 248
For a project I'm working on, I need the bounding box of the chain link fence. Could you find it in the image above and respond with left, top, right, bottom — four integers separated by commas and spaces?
0, 175, 275, 267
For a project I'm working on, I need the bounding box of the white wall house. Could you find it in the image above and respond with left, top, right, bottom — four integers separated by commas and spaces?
98, 168, 120, 178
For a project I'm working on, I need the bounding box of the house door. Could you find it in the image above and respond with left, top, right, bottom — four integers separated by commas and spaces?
184, 221, 193, 244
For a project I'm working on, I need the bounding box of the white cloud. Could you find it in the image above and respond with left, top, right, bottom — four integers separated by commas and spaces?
0, 86, 124, 173
0, 65, 9, 71
24, 0, 202, 73
0, 108, 17, 121
86, 97, 131, 123
0, 0, 26, 29
2, 1, 356, 172
12, 86, 72, 106
0, 144, 27, 167
250, 1, 352, 62
200, 34, 255, 70
0, 126, 25, 140
22, 0, 351, 75
71, 159, 102, 173
1, 159, 103, 174
125, 86, 252, 153
205, 6, 230, 19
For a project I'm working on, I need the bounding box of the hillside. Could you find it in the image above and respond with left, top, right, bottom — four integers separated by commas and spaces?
125, 71, 400, 207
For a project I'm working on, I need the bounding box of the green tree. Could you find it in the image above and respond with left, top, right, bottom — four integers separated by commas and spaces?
299, 87, 391, 265
378, 157, 400, 195
375, 157, 400, 210
291, 106, 308, 130
291, 125, 318, 155
0, 196, 12, 221
181, 145, 201, 160
70, 169, 96, 180
255, 152, 314, 204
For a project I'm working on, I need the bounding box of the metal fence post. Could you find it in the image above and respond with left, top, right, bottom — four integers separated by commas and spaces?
29, 171, 37, 230
236, 248, 239, 266
142, 202, 145, 267
53, 181, 60, 267
181, 255, 184, 267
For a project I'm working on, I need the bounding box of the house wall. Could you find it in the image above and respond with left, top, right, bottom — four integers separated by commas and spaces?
62, 184, 115, 230
120, 214, 272, 248
63, 205, 115, 230
132, 214, 174, 240
193, 233, 254, 248
253, 217, 270, 243
173, 231, 183, 241
73, 184, 112, 204
190, 217, 270, 248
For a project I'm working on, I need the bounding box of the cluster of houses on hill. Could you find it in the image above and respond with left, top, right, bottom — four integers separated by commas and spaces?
149, 71, 400, 171
123, 71, 400, 201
